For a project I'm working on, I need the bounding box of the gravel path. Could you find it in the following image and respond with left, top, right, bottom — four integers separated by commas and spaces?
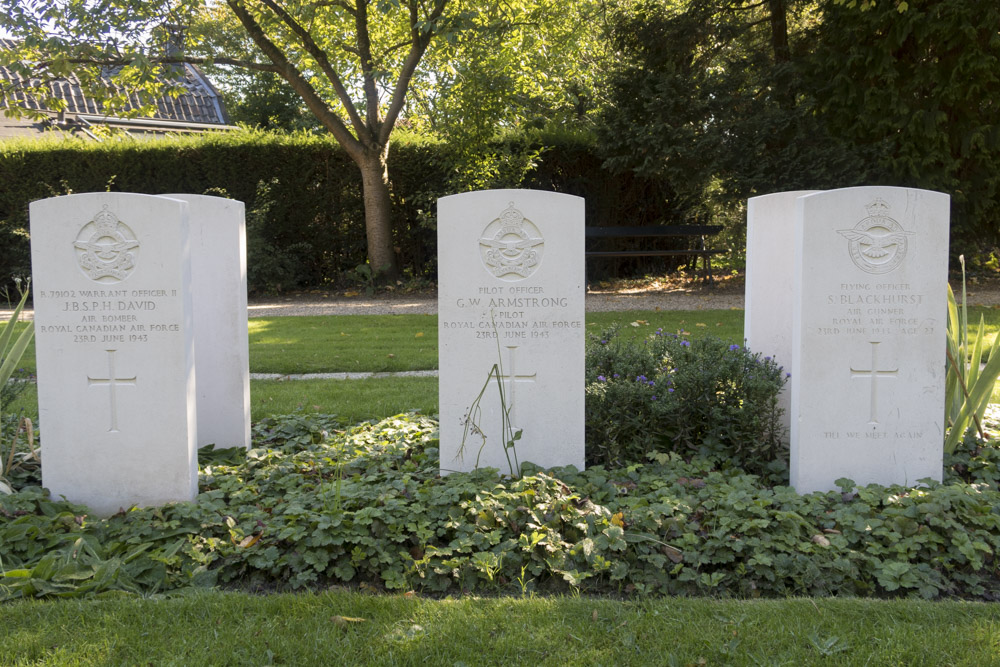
247, 288, 745, 317
1, 288, 739, 321
7, 281, 1000, 320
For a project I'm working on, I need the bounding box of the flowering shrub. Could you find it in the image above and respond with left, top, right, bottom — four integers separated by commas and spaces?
586, 327, 787, 474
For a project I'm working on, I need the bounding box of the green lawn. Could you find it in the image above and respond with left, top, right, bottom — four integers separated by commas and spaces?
12, 306, 1000, 376
8, 306, 1000, 420
249, 314, 439, 374
252, 376, 438, 422
248, 309, 747, 374
3, 592, 998, 666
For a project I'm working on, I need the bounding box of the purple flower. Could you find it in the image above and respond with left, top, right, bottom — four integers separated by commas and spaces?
765, 356, 772, 361
729, 344, 740, 351
637, 375, 647, 382
786, 372, 792, 378
648, 380, 655, 387
680, 340, 691, 347
597, 375, 607, 382
613, 373, 620, 379
600, 340, 608, 345
651, 395, 658, 401
668, 388, 675, 393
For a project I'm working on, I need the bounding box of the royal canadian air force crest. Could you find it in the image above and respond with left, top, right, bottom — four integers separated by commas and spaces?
479, 203, 544, 281
837, 198, 914, 275
73, 206, 140, 283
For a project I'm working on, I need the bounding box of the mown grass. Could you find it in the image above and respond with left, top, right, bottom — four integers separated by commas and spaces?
248, 309, 746, 374
5, 378, 438, 424
12, 306, 1000, 375
8, 306, 1000, 418
249, 314, 438, 374
252, 376, 438, 422
3, 592, 998, 666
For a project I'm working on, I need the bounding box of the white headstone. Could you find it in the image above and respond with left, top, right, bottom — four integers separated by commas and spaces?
438, 189, 585, 474
30, 193, 197, 515
790, 186, 949, 493
744, 190, 821, 439
162, 194, 250, 449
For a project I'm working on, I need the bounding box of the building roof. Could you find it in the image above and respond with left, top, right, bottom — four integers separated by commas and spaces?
0, 39, 233, 139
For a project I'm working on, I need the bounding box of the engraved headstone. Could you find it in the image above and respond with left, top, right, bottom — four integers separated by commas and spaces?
790, 186, 949, 493
438, 190, 585, 474
744, 190, 821, 440
162, 194, 250, 449
30, 193, 197, 515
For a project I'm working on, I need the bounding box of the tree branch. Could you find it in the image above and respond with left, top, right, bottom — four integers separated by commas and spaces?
24, 55, 281, 74
378, 0, 446, 146
256, 0, 367, 137
310, 0, 356, 14
354, 0, 382, 139
226, 0, 364, 159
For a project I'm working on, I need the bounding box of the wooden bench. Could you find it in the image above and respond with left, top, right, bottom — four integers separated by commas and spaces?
585, 225, 725, 281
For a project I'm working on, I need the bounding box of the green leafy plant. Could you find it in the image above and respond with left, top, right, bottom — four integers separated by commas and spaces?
4, 411, 1000, 601
0, 281, 35, 494
944, 256, 1000, 454
348, 263, 376, 297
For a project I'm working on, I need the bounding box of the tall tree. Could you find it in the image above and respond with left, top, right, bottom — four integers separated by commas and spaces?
809, 0, 1000, 254
598, 0, 868, 222
411, 0, 608, 144
1, 0, 456, 279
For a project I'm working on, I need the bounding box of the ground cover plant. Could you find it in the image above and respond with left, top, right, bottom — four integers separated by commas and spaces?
2, 410, 999, 603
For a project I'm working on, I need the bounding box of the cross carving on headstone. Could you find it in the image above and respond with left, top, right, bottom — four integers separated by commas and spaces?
87, 349, 137, 432
498, 345, 536, 426
850, 341, 898, 425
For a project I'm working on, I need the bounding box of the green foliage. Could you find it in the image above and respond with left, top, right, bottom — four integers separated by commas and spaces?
945, 259, 1000, 453
7, 411, 996, 602
598, 0, 872, 237
585, 327, 786, 474
810, 0, 1000, 257
0, 285, 35, 495
413, 0, 607, 148
0, 131, 423, 293
599, 0, 1000, 263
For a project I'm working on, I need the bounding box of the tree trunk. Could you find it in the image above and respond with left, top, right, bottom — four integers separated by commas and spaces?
357, 146, 399, 281
768, 0, 790, 65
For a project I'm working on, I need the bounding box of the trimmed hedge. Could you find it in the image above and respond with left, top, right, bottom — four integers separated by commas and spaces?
0, 130, 690, 294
